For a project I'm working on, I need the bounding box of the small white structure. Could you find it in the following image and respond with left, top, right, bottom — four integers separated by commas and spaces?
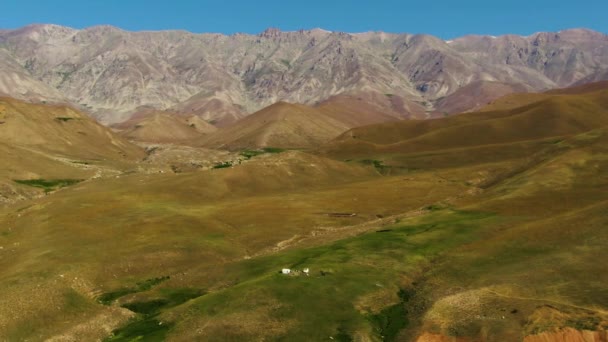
281, 268, 291, 274
303, 268, 310, 275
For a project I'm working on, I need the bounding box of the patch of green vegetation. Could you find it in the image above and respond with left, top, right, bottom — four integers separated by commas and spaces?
360, 159, 390, 174
122, 288, 205, 315
240, 150, 265, 159
98, 276, 170, 305
213, 161, 233, 169
548, 138, 564, 145
369, 290, 411, 341
55, 117, 76, 122
334, 327, 353, 341
122, 299, 169, 315
240, 147, 286, 160
107, 288, 204, 341
574, 130, 603, 142
528, 322, 559, 335
566, 316, 601, 331
184, 210, 495, 340
137, 276, 171, 291
385, 93, 394, 98
105, 318, 172, 342
13, 178, 84, 193
64, 289, 95, 311
57, 70, 74, 84
424, 204, 445, 211
98, 289, 139, 305
24, 59, 35, 72
161, 288, 206, 306
281, 59, 291, 67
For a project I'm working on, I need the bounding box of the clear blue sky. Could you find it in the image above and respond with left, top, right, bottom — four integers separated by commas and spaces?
1, 0, 606, 39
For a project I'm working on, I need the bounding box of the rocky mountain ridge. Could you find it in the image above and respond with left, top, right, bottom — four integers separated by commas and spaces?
1, 25, 607, 124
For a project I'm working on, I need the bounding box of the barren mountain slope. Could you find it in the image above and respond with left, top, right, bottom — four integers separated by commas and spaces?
0, 49, 68, 103
1, 25, 607, 124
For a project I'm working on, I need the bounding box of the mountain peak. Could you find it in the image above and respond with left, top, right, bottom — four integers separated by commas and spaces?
259, 27, 282, 38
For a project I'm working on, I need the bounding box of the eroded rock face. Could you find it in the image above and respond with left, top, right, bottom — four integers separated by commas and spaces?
524, 328, 608, 342
0, 25, 607, 124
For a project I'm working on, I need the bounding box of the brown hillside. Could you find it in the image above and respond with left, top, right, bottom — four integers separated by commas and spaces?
200, 101, 350, 150
114, 110, 216, 144
321, 88, 608, 159
172, 95, 246, 127
0, 97, 144, 203
316, 91, 426, 126
435, 81, 531, 114
546, 80, 608, 94
0, 97, 143, 160
479, 81, 608, 112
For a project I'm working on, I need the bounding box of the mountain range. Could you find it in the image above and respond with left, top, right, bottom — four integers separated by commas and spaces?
1, 25, 607, 125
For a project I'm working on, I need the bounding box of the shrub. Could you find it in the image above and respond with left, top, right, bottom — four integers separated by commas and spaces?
13, 178, 83, 193
55, 117, 76, 122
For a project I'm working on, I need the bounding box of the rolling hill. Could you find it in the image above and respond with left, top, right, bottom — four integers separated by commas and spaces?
0, 97, 144, 203
200, 101, 351, 149
315, 91, 426, 126
0, 83, 607, 341
0, 97, 143, 159
434, 80, 531, 115
320, 83, 608, 165
113, 109, 216, 144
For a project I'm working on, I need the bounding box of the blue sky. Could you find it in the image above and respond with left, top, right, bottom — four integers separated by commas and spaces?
1, 0, 606, 38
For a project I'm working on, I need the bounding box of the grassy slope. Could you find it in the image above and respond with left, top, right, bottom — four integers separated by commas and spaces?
0, 86, 607, 341
0, 150, 481, 340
